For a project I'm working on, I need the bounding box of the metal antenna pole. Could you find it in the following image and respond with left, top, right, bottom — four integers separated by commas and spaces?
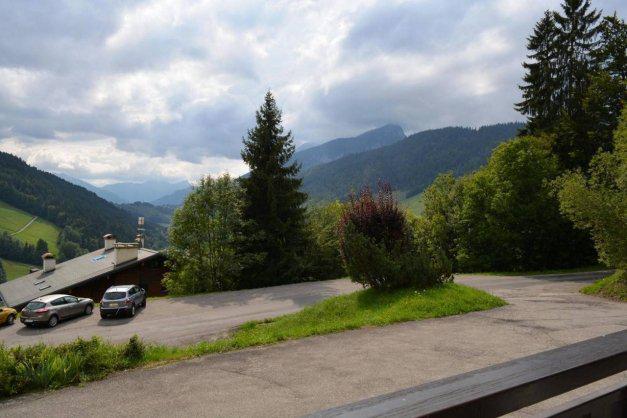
137, 217, 145, 248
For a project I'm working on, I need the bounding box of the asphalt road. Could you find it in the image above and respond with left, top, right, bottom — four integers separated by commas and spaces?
0, 279, 361, 347
1, 271, 626, 417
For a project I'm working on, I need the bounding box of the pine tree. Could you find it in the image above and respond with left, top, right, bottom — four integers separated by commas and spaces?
516, 0, 620, 169
593, 14, 627, 81
516, 11, 560, 133
0, 259, 7, 284
35, 238, 49, 256
552, 0, 601, 114
240, 92, 308, 286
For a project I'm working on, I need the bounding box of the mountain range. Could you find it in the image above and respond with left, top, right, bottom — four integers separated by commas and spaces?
301, 122, 525, 201
292, 124, 406, 170
48, 121, 524, 211
56, 174, 191, 205
101, 180, 191, 203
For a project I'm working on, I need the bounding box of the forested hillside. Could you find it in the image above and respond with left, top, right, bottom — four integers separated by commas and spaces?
151, 186, 193, 206
302, 122, 524, 201
292, 124, 406, 170
0, 152, 167, 260
119, 202, 175, 227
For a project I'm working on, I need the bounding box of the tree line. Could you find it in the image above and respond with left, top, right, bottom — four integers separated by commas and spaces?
0, 233, 49, 266
164, 93, 345, 294
164, 0, 625, 295
419, 0, 625, 273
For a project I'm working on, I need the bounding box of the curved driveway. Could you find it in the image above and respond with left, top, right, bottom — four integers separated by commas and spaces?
1, 271, 625, 417
0, 279, 360, 348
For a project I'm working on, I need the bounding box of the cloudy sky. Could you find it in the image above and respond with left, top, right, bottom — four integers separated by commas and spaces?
1, 0, 625, 185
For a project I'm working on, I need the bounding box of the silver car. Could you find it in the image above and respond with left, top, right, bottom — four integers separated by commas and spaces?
20, 294, 94, 328
100, 285, 146, 318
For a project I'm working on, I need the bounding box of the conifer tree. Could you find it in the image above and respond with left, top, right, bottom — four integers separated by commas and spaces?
240, 92, 308, 286
35, 239, 49, 256
516, 11, 559, 133
516, 0, 626, 169
552, 0, 601, 115
594, 14, 627, 81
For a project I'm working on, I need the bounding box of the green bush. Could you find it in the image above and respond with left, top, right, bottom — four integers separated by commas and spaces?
0, 336, 145, 398
339, 183, 452, 289
123, 335, 146, 363
558, 108, 627, 270
303, 201, 346, 280
421, 136, 597, 272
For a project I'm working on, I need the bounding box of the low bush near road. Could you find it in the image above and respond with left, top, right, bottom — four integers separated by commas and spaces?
339, 183, 452, 289
0, 335, 145, 398
581, 270, 626, 301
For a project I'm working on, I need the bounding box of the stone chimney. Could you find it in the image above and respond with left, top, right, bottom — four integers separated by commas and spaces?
113, 242, 140, 266
103, 234, 117, 251
42, 253, 56, 273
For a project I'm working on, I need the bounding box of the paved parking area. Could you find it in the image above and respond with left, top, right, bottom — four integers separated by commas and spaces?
0, 279, 360, 347
1, 271, 625, 417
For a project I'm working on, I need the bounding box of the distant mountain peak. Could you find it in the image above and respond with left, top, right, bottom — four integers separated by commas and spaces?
302, 122, 525, 202
293, 124, 406, 170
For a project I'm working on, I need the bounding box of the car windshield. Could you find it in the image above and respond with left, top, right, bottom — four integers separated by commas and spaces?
25, 301, 46, 310
104, 291, 126, 300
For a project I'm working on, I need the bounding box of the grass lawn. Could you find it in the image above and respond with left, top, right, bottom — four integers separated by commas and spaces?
471, 265, 608, 276
0, 283, 505, 398
581, 270, 626, 302
146, 283, 506, 360
0, 200, 60, 255
2, 259, 34, 280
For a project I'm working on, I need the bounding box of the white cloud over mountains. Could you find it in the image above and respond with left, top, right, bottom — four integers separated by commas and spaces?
0, 0, 624, 184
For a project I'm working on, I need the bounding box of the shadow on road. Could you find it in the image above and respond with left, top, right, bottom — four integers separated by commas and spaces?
169, 279, 355, 310
517, 270, 613, 282
15, 313, 94, 336
97, 308, 146, 326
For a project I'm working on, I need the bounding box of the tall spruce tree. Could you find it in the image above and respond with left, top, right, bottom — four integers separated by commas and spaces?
516, 11, 560, 133
516, 0, 627, 169
553, 0, 601, 114
594, 14, 627, 81
240, 92, 308, 286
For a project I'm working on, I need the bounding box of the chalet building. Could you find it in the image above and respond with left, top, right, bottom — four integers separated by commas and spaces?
0, 234, 167, 309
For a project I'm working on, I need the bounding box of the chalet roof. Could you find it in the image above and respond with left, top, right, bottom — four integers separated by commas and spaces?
0, 247, 162, 308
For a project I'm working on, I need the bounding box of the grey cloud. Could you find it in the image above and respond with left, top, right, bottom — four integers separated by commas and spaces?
344, 1, 470, 55
1, 0, 626, 184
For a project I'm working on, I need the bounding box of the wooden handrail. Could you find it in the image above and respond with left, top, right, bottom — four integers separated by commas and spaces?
309, 329, 627, 418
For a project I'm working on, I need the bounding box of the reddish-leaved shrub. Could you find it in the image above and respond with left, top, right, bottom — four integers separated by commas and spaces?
339, 182, 452, 289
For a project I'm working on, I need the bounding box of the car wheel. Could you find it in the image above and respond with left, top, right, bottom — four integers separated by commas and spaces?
84, 304, 93, 315
100, 312, 108, 319
6, 314, 15, 325
129, 305, 136, 317
48, 315, 59, 328
141, 297, 146, 308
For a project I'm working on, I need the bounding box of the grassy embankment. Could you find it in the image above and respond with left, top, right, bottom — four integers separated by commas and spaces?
0, 283, 505, 398
0, 201, 61, 279
0, 200, 61, 255
580, 270, 626, 302
2, 259, 33, 280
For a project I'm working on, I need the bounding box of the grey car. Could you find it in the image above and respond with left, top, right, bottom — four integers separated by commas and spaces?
20, 294, 94, 328
100, 285, 146, 318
